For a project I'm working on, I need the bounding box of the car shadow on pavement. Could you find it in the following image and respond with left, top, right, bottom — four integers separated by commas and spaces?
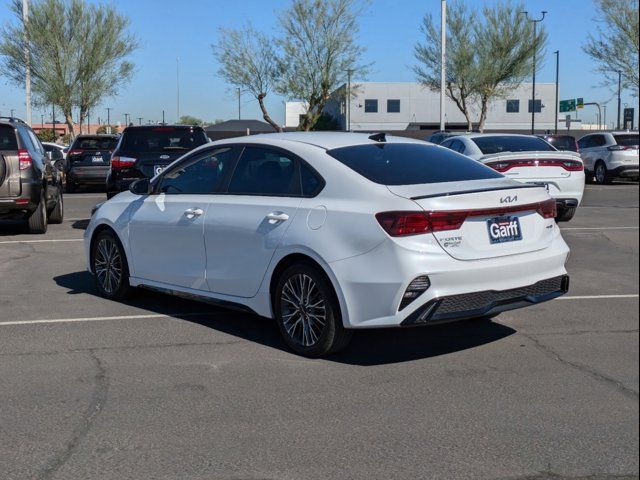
54, 270, 516, 366
0, 221, 27, 236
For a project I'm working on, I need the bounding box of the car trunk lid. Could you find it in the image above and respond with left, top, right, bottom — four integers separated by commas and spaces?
387, 180, 556, 260
479, 151, 583, 180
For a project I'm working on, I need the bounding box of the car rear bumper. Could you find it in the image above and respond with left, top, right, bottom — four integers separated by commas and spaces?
610, 165, 639, 178
0, 179, 40, 217
328, 230, 570, 328
401, 275, 569, 325
68, 166, 110, 185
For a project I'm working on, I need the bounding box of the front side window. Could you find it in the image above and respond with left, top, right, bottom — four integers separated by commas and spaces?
327, 143, 503, 185
471, 136, 555, 155
159, 147, 239, 194
592, 135, 606, 147
528, 99, 542, 113
506, 100, 520, 113
577, 136, 591, 149
364, 99, 378, 113
228, 146, 301, 196
387, 99, 401, 113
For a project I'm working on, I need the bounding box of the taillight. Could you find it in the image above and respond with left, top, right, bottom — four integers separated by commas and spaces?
68, 149, 84, 156
18, 149, 32, 170
486, 159, 583, 172
376, 199, 559, 237
111, 156, 136, 169
607, 145, 631, 151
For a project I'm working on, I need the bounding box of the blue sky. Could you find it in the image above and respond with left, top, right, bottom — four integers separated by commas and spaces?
0, 0, 637, 127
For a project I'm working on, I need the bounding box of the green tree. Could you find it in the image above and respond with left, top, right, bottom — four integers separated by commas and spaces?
583, 0, 639, 95
474, 2, 547, 131
179, 115, 203, 126
414, 1, 478, 130
36, 128, 56, 142
311, 112, 340, 130
213, 25, 282, 132
0, 0, 136, 137
277, 0, 369, 131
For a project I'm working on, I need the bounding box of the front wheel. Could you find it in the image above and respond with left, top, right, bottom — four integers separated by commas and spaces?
91, 230, 132, 300
48, 187, 64, 224
274, 263, 352, 357
594, 162, 612, 185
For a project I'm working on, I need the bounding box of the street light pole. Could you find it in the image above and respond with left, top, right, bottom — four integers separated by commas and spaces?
522, 11, 547, 134
23, 0, 32, 125
347, 69, 352, 131
138, 117, 142, 125
106, 107, 112, 133
176, 57, 180, 123
616, 70, 622, 130
554, 50, 559, 134
440, 0, 447, 132
237, 88, 241, 120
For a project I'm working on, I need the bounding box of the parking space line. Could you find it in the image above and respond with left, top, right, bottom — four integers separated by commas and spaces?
0, 238, 84, 244
0, 312, 216, 326
561, 226, 639, 231
559, 294, 639, 300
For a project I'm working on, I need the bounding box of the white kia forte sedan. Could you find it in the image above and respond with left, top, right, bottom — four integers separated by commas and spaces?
84, 132, 570, 356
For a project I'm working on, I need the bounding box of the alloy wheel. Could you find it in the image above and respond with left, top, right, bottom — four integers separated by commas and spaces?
596, 164, 606, 184
280, 273, 327, 347
94, 237, 123, 295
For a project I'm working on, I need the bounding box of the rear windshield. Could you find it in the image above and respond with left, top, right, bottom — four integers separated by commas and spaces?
0, 125, 18, 150
120, 127, 208, 153
472, 136, 555, 154
546, 136, 577, 152
72, 136, 118, 150
326, 143, 503, 185
614, 134, 639, 147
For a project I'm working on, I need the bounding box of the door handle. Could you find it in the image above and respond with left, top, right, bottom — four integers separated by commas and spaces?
266, 212, 289, 223
184, 208, 204, 219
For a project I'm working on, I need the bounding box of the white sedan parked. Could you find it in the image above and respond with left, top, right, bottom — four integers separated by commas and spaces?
440, 134, 585, 222
85, 132, 570, 356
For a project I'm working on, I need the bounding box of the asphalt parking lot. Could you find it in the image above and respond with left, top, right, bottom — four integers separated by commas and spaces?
1, 184, 638, 480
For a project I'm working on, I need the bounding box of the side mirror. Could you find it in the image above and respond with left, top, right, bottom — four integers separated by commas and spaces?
129, 178, 152, 195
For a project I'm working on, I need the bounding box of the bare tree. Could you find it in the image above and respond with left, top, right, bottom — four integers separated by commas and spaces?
278, 0, 368, 131
583, 0, 639, 95
0, 0, 136, 136
213, 26, 282, 132
414, 1, 478, 131
474, 1, 547, 131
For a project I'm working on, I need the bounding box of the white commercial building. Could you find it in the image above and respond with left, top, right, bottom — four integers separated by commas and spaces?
322, 82, 557, 132
285, 101, 308, 129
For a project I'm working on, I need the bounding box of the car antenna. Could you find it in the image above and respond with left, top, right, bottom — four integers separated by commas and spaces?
368, 132, 386, 142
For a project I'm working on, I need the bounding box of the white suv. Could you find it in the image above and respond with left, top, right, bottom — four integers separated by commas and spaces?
578, 132, 639, 184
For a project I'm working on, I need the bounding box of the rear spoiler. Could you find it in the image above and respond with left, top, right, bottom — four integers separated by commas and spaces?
411, 184, 540, 201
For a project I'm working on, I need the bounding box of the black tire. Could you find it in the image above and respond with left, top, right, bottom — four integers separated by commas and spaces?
584, 171, 594, 184
91, 230, 132, 300
26, 194, 47, 234
274, 263, 352, 357
48, 188, 64, 224
594, 161, 612, 185
556, 206, 576, 222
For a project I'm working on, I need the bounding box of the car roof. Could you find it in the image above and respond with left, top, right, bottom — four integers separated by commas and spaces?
231, 131, 426, 150
122, 124, 205, 132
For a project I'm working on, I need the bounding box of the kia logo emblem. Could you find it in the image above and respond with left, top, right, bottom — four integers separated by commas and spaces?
500, 195, 518, 204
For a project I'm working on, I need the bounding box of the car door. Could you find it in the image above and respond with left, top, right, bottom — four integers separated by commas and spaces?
204, 145, 304, 297
578, 135, 597, 171
127, 146, 240, 290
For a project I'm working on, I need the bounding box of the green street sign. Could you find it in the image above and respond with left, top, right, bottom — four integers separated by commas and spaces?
577, 97, 584, 109
559, 99, 576, 113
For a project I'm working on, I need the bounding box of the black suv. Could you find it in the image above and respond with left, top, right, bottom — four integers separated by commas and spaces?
106, 125, 208, 198
65, 134, 118, 192
0, 117, 64, 233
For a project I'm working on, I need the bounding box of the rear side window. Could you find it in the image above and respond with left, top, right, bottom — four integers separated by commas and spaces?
471, 136, 555, 155
614, 134, 639, 147
0, 125, 18, 150
120, 127, 207, 153
228, 146, 301, 196
327, 143, 503, 185
72, 136, 118, 150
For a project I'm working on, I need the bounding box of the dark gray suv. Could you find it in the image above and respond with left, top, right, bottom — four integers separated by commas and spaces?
0, 117, 64, 233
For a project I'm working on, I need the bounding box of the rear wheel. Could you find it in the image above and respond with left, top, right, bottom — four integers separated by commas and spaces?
48, 187, 64, 224
91, 230, 132, 300
26, 194, 47, 234
556, 206, 576, 222
594, 161, 612, 185
274, 263, 352, 357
